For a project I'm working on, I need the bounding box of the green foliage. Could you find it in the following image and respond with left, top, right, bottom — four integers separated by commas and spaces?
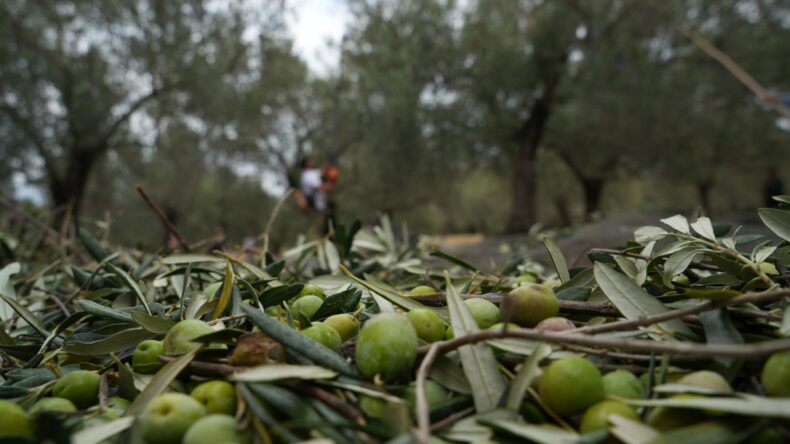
0, 204, 787, 442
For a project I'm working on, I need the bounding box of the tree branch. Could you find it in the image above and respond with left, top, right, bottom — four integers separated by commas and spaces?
414, 323, 790, 442
0, 102, 60, 181
571, 287, 790, 335
95, 88, 160, 149
680, 26, 790, 119
136, 186, 190, 252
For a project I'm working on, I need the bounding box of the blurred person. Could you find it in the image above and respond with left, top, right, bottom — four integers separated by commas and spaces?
297, 157, 325, 212
321, 157, 339, 233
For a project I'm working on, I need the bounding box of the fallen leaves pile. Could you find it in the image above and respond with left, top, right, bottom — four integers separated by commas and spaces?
1, 200, 790, 444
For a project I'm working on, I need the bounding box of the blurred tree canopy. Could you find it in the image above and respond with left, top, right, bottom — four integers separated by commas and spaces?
2, 0, 789, 245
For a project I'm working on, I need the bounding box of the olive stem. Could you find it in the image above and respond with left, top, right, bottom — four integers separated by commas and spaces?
569, 287, 790, 335
413, 318, 790, 442
671, 232, 776, 289
412, 290, 788, 326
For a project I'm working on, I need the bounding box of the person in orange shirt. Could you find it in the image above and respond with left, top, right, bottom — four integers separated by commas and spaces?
320, 157, 339, 233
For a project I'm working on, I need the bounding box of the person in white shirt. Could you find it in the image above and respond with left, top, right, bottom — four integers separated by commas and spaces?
298, 157, 327, 211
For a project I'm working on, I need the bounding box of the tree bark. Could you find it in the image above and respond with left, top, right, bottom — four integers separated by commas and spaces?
506, 101, 549, 233
49, 146, 101, 228
506, 148, 537, 232
554, 197, 573, 227
581, 177, 605, 221
557, 151, 617, 222
697, 180, 714, 216
505, 48, 568, 233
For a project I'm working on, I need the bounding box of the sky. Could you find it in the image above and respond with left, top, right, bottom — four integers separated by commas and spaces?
286, 0, 350, 76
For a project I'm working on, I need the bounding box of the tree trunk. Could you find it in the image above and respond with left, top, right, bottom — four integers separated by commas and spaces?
505, 46, 569, 233
554, 197, 573, 227
557, 151, 617, 223
49, 146, 100, 229
697, 181, 713, 217
506, 140, 539, 233
506, 97, 552, 233
581, 177, 605, 221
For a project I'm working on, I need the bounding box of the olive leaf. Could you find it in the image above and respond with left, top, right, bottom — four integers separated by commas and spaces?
72, 417, 135, 444
444, 271, 506, 412
661, 214, 690, 233
231, 364, 337, 382
621, 395, 790, 418
0, 287, 49, 338
430, 250, 479, 273
259, 283, 304, 308
310, 288, 362, 320
634, 226, 668, 243
211, 260, 234, 320
78, 228, 112, 262
506, 343, 551, 410
543, 237, 570, 283
594, 263, 693, 336
130, 311, 176, 334
482, 418, 581, 444
162, 254, 224, 264
104, 262, 151, 315
690, 216, 717, 242
608, 415, 661, 444
126, 349, 198, 416
241, 304, 359, 378
758, 208, 790, 243
78, 300, 133, 322
661, 247, 706, 287
700, 308, 743, 368
0, 262, 21, 321
63, 328, 157, 355
341, 265, 426, 312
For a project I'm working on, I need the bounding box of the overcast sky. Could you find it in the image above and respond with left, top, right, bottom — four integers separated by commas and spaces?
286, 0, 350, 75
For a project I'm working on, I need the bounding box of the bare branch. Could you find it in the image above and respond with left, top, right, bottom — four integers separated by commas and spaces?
414, 320, 790, 442
94, 88, 160, 149
136, 186, 190, 252
681, 26, 790, 119
0, 102, 60, 181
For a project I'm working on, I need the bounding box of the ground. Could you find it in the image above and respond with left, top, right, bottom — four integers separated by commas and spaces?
433, 212, 776, 272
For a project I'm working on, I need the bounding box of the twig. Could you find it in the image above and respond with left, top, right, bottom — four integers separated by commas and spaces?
559, 344, 702, 362
728, 307, 782, 322
188, 234, 225, 251
571, 243, 592, 267
413, 290, 782, 326
590, 248, 719, 271
260, 189, 294, 262
156, 356, 363, 424
417, 327, 790, 359
414, 325, 790, 442
571, 288, 790, 335
280, 380, 364, 424
158, 356, 241, 374
681, 26, 790, 119
430, 406, 475, 432
208, 314, 247, 325
415, 344, 440, 444
411, 292, 621, 316
136, 186, 190, 252
45, 292, 71, 317
0, 195, 60, 240
0, 195, 88, 262
671, 232, 776, 290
